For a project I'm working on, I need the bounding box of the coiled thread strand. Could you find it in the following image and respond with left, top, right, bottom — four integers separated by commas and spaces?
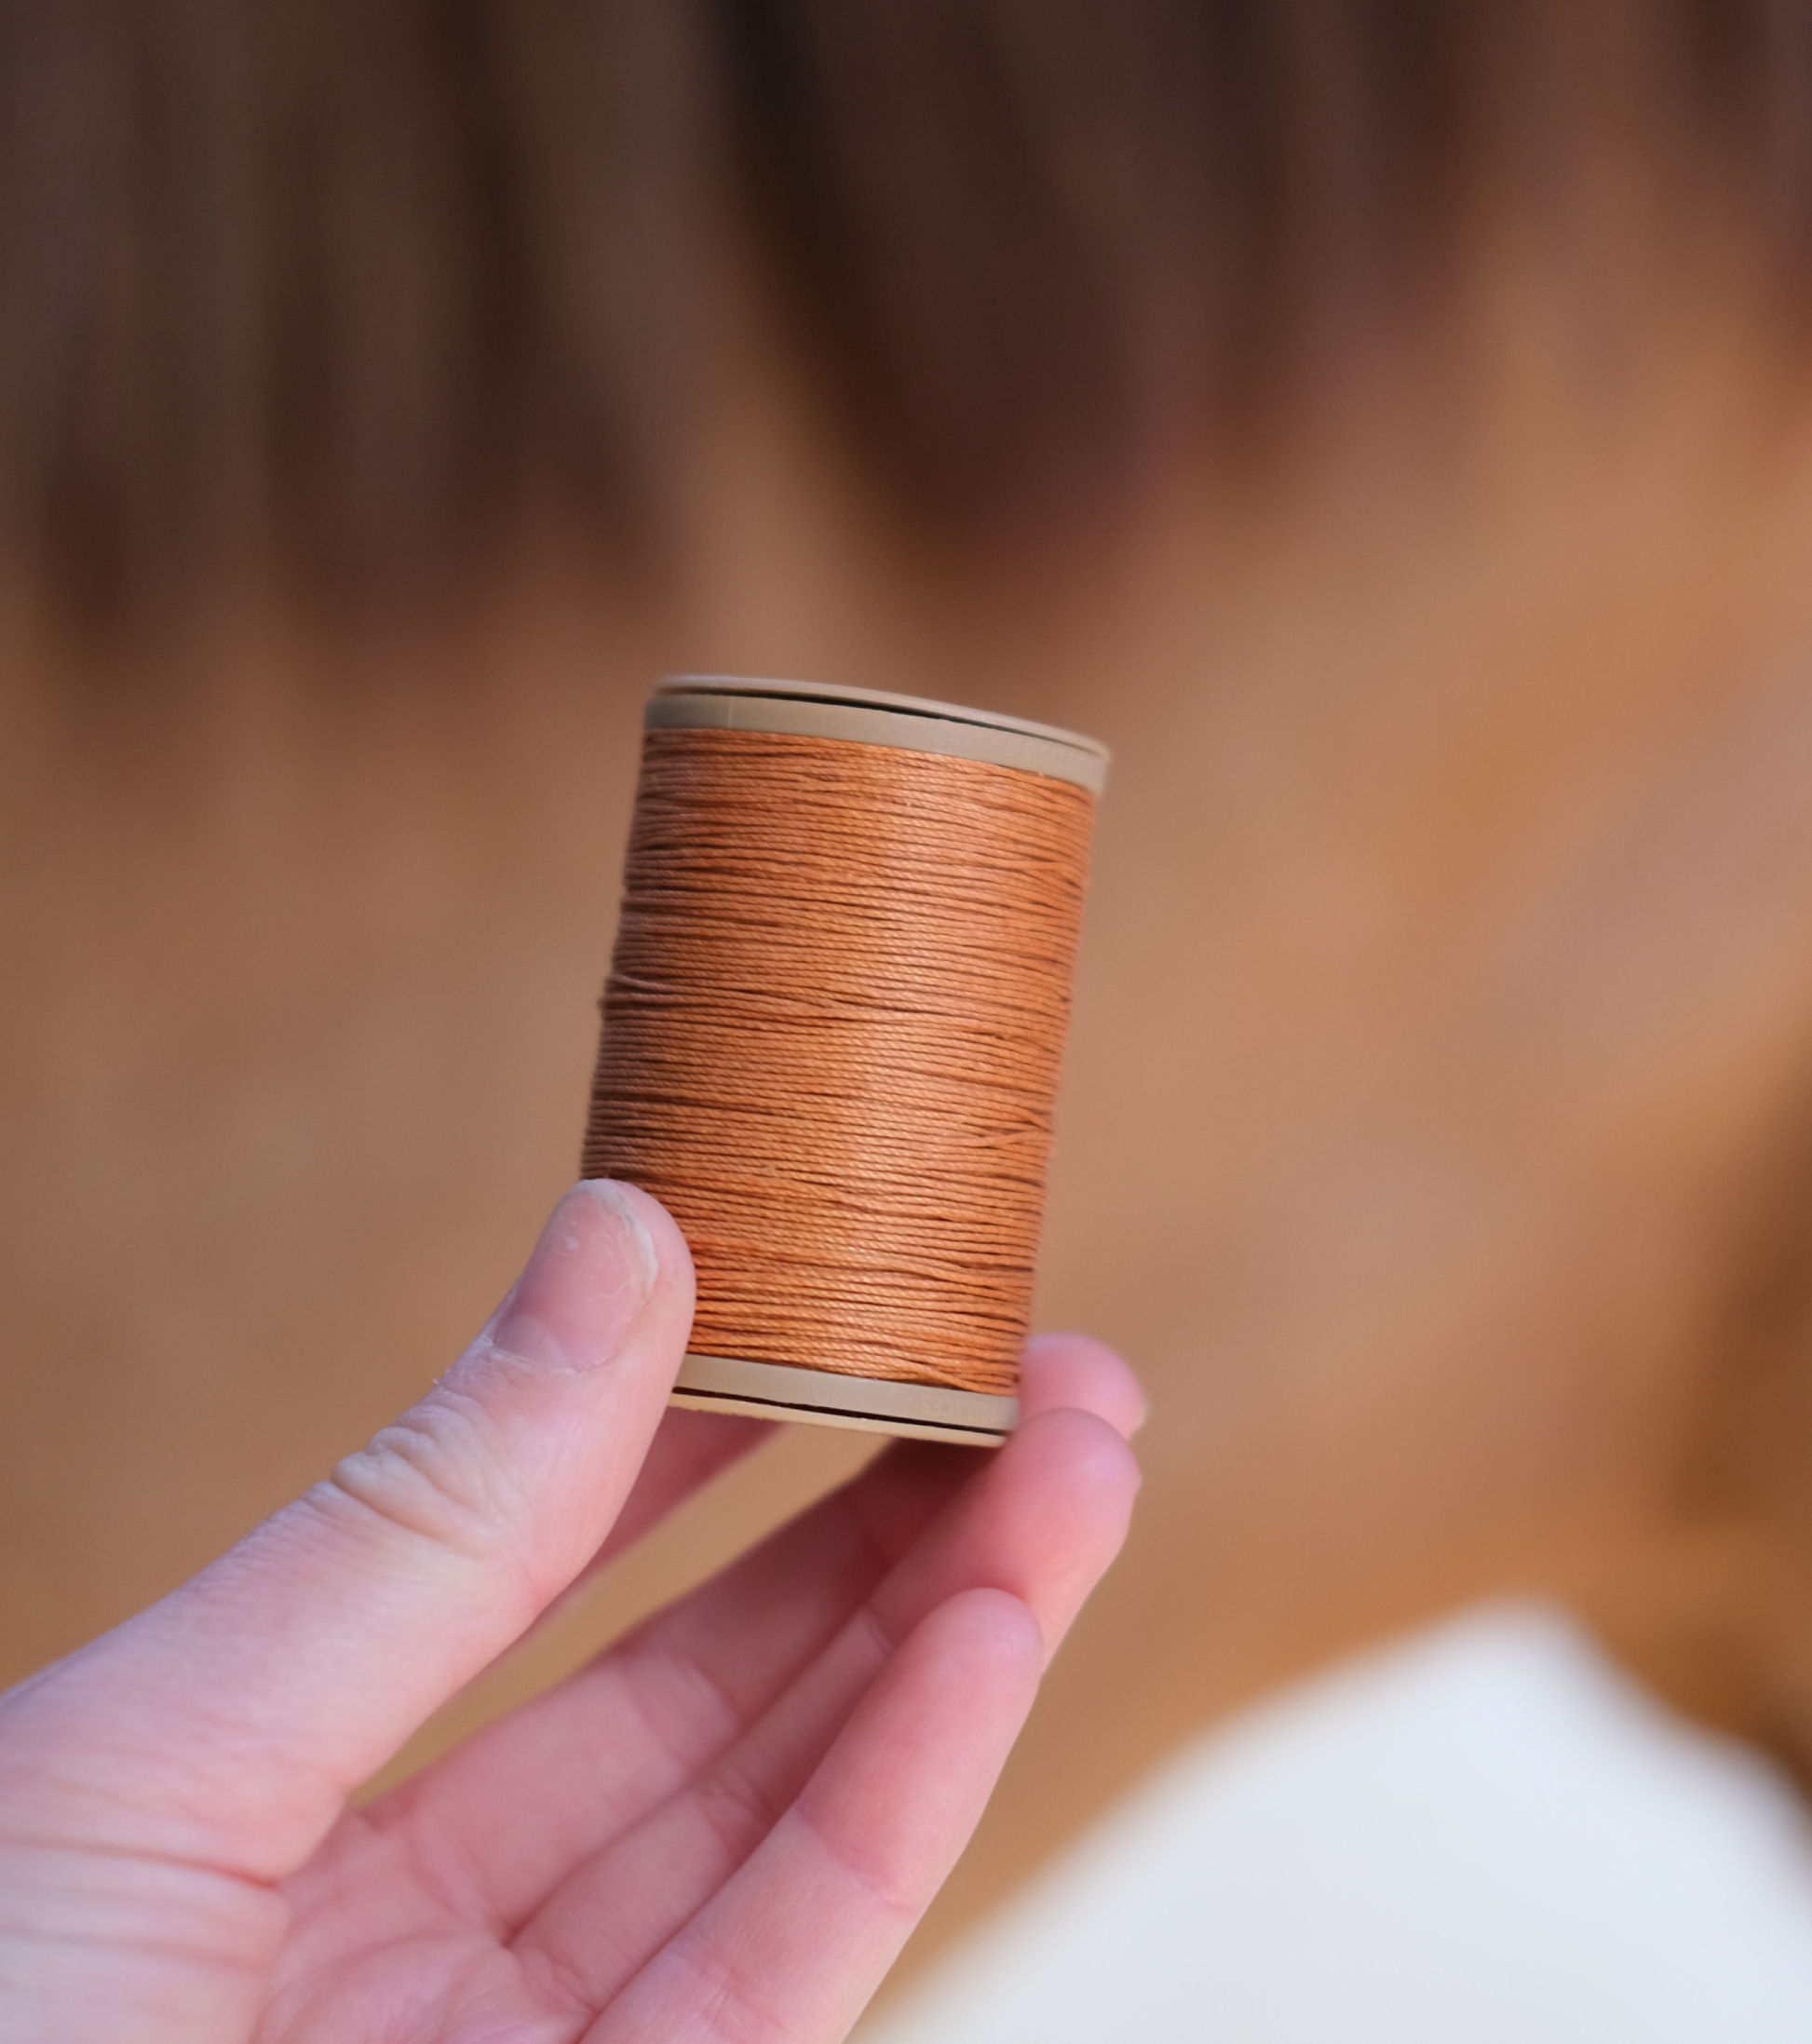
580, 726, 1094, 1397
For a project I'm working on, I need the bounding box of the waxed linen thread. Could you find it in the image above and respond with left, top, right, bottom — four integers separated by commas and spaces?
580, 726, 1094, 1398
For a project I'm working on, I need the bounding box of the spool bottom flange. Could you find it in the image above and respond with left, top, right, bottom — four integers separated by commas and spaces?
669, 1352, 1016, 1447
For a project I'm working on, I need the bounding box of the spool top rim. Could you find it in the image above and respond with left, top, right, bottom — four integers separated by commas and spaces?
657, 674, 1110, 770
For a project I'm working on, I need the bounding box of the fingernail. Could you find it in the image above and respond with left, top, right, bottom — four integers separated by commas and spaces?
489, 1181, 659, 1372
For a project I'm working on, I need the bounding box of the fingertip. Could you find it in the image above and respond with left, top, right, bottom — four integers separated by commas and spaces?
931, 1584, 1047, 1677
888, 1590, 1046, 1768
1020, 1332, 1147, 1439
1014, 1404, 1142, 1522
575, 1178, 696, 1313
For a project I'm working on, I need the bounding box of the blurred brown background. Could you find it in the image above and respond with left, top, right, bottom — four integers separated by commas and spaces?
11, 0, 1812, 1998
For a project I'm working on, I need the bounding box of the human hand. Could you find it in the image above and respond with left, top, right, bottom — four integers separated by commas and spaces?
0, 1181, 1142, 2042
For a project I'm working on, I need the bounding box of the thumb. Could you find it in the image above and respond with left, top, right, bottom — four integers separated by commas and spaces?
0, 1180, 695, 1881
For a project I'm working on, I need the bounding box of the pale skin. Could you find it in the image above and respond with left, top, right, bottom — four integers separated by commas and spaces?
0, 1179, 1143, 2042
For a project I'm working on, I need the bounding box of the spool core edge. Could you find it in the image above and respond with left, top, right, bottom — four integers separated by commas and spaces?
650, 675, 1109, 796
672, 1350, 1016, 1447
669, 1389, 1008, 1448
658, 673, 1107, 761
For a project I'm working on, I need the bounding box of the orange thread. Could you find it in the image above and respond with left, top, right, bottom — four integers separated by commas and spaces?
580, 726, 1095, 1397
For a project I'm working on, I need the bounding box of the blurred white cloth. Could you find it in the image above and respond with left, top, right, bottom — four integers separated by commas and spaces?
858, 1603, 1812, 2043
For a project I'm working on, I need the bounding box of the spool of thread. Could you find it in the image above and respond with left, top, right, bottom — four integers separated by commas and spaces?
580, 676, 1107, 1446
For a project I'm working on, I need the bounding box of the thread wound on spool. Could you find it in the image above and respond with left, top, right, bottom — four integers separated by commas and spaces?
581, 724, 1095, 1400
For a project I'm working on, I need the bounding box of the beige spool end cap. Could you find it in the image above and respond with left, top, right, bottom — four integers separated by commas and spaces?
650, 674, 1110, 796
670, 1350, 1018, 1446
